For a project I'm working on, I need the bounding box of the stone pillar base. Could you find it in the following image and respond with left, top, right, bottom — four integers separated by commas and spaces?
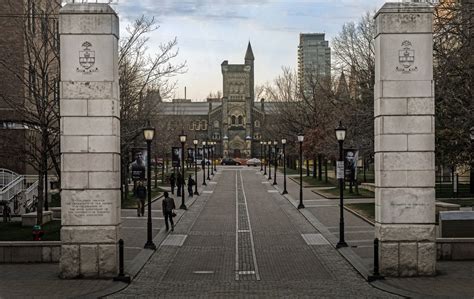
60, 226, 118, 278
377, 224, 436, 277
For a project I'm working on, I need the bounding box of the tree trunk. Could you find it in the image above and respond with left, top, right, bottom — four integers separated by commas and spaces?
324, 158, 328, 183
318, 154, 322, 181
36, 168, 44, 226
312, 155, 317, 178
306, 159, 310, 176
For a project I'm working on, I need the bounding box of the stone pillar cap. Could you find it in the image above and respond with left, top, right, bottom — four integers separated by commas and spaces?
375, 2, 433, 19
60, 3, 117, 16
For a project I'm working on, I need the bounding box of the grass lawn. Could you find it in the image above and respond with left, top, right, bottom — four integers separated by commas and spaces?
122, 188, 163, 209
345, 203, 375, 223
313, 187, 375, 199
289, 175, 335, 187
280, 167, 301, 176
0, 220, 61, 241
436, 183, 473, 198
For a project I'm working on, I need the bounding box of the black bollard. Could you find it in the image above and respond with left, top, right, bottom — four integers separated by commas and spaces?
368, 238, 384, 282
114, 239, 131, 283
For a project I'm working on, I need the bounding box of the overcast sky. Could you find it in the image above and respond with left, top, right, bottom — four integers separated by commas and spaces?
113, 0, 386, 100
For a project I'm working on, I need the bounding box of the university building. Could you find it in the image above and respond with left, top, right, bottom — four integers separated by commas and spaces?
154, 42, 277, 159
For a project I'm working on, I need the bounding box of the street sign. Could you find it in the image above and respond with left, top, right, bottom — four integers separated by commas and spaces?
336, 161, 344, 179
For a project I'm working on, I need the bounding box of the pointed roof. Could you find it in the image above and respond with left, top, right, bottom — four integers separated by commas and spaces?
245, 42, 254, 61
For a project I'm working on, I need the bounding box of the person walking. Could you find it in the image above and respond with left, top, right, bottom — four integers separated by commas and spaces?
135, 181, 147, 217
187, 174, 195, 197
169, 173, 176, 195
162, 191, 176, 232
176, 171, 182, 197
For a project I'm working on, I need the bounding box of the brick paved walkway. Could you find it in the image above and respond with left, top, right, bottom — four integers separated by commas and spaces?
271, 168, 474, 298
112, 167, 396, 298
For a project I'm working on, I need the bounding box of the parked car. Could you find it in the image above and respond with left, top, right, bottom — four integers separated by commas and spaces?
246, 158, 261, 166
220, 158, 241, 165
196, 158, 211, 165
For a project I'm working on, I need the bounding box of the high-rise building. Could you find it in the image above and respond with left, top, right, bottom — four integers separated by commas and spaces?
297, 33, 331, 93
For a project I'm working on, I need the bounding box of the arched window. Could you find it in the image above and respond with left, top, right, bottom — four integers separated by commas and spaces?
254, 120, 260, 128
231, 115, 236, 125
214, 120, 219, 128
201, 120, 207, 130
238, 115, 243, 125
195, 121, 201, 131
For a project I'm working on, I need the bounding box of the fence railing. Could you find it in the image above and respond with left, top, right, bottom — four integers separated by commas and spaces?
436, 175, 473, 198
0, 168, 19, 189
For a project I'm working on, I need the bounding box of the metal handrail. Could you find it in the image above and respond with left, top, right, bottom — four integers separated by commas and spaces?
0, 168, 19, 189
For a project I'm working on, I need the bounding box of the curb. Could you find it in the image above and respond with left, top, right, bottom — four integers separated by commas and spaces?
343, 205, 375, 226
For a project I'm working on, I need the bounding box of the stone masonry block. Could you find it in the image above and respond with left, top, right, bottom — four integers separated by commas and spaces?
407, 134, 434, 151
381, 80, 433, 98
61, 225, 119, 244
63, 153, 114, 172
375, 4, 433, 35
60, 245, 80, 278
60, 99, 87, 116
61, 136, 88, 153
375, 170, 407, 188
99, 244, 118, 277
382, 115, 433, 134
379, 98, 408, 115
407, 170, 435, 187
380, 242, 399, 276
52, 246, 61, 262
399, 243, 418, 276
62, 190, 120, 226
374, 116, 382, 136
375, 134, 407, 152
88, 136, 120, 153
376, 187, 435, 223
60, 14, 118, 36
88, 171, 120, 189
42, 246, 52, 262
80, 245, 99, 277
60, 81, 118, 100
418, 242, 436, 275
88, 99, 119, 117
381, 152, 434, 171
62, 117, 114, 136
375, 223, 435, 242
61, 171, 88, 189
408, 97, 435, 115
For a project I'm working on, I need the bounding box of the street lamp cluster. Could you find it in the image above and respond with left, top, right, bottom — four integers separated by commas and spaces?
259, 121, 348, 249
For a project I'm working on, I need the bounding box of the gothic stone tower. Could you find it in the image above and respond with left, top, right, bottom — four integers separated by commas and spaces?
221, 42, 255, 158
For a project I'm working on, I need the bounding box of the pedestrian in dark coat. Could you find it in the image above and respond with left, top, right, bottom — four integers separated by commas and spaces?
162, 191, 176, 231
169, 173, 176, 195
135, 181, 147, 216
187, 174, 195, 197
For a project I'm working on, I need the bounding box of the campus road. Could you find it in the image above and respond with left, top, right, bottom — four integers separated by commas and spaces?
112, 167, 397, 298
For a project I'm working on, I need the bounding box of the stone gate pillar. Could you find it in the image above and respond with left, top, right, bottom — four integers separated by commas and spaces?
374, 2, 436, 276
59, 3, 120, 278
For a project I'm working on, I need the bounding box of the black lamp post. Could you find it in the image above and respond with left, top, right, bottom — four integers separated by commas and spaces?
143, 123, 156, 250
193, 138, 199, 195
282, 138, 288, 194
335, 121, 348, 248
206, 139, 211, 180
273, 140, 278, 185
470, 127, 474, 194
263, 141, 267, 175
201, 140, 207, 186
268, 140, 272, 181
213, 141, 217, 172
210, 141, 214, 176
260, 141, 264, 171
179, 132, 187, 210
297, 134, 305, 209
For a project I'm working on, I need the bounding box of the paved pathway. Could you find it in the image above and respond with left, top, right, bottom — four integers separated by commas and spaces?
112, 167, 395, 298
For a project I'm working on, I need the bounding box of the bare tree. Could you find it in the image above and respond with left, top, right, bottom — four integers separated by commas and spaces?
0, 0, 61, 224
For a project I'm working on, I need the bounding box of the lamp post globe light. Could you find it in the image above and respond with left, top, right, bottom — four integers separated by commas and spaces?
282, 138, 288, 194
273, 140, 278, 185
470, 127, 474, 194
262, 141, 268, 176
179, 132, 187, 210
268, 140, 272, 181
201, 140, 207, 186
193, 139, 199, 196
297, 134, 305, 209
143, 122, 156, 250
260, 141, 264, 171
335, 121, 348, 248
